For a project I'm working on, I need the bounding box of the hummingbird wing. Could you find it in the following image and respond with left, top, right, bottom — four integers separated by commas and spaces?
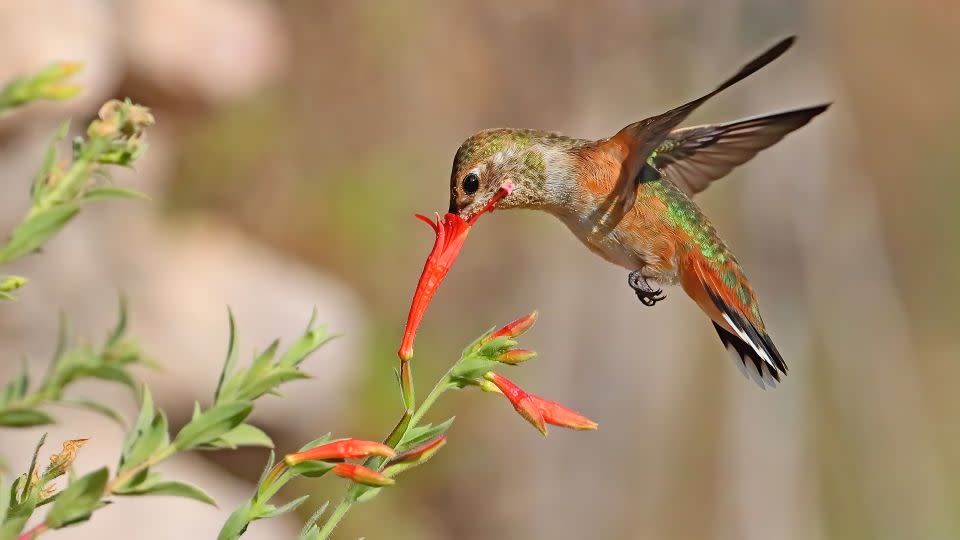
602, 36, 796, 216
653, 105, 830, 196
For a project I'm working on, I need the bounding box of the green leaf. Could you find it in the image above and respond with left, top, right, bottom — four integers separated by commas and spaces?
0, 408, 54, 427
55, 398, 125, 427
236, 369, 310, 402
396, 417, 454, 453
44, 467, 108, 529
105, 295, 128, 347
119, 387, 155, 469
1, 364, 30, 406
31, 122, 69, 202
0, 475, 11, 523
277, 322, 335, 369
204, 423, 273, 450
245, 340, 280, 384
81, 186, 147, 202
254, 495, 309, 519
0, 204, 80, 264
22, 434, 48, 501
354, 486, 382, 503
119, 410, 169, 475
214, 310, 240, 404
173, 401, 252, 450
298, 501, 329, 540
217, 502, 253, 540
78, 364, 136, 391
116, 479, 215, 506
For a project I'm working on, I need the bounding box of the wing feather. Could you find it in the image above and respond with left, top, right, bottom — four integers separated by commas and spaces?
654, 104, 829, 196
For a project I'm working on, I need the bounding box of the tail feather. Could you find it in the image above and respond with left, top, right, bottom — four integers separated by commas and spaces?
682, 254, 788, 389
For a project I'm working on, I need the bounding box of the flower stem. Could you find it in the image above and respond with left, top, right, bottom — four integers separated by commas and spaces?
315, 496, 353, 540
408, 370, 453, 429
17, 523, 47, 540
315, 362, 456, 537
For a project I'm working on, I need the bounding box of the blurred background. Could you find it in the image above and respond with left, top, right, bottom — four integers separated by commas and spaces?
1, 1, 959, 538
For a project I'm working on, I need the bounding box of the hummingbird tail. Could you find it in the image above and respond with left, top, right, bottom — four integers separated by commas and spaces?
681, 255, 788, 389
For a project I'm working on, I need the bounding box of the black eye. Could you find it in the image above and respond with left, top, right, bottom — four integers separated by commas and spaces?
462, 172, 480, 194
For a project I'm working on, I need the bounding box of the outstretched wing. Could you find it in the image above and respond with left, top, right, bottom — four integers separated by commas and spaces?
602, 36, 797, 215
653, 104, 829, 196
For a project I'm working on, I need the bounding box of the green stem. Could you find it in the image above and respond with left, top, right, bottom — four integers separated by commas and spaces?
408, 371, 452, 430
315, 496, 353, 540
316, 364, 456, 537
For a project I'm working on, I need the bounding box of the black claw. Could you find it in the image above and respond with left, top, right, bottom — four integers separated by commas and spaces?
628, 271, 666, 307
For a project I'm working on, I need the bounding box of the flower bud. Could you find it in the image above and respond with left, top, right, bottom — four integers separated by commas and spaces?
389, 435, 446, 466
332, 463, 395, 487
486, 311, 538, 343
496, 349, 537, 365
284, 438, 395, 466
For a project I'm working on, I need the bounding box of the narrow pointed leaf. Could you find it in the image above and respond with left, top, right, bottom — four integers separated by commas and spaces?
44, 467, 108, 529
0, 408, 54, 427
116, 480, 216, 506
173, 401, 252, 450
205, 423, 273, 449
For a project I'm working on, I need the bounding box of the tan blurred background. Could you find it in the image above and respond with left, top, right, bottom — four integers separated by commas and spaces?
2, 1, 959, 539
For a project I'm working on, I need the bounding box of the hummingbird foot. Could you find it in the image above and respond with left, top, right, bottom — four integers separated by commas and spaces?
628, 271, 666, 307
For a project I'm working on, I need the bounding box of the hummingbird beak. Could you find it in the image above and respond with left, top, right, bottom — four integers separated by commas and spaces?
397, 180, 515, 360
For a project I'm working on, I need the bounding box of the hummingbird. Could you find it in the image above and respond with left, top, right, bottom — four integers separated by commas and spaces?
401, 36, 827, 388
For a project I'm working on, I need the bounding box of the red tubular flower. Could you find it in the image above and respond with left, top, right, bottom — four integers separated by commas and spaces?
332, 463, 395, 487
284, 438, 396, 466
485, 372, 598, 436
397, 181, 515, 360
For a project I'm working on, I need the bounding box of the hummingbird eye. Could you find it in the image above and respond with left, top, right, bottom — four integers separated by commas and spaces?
461, 172, 480, 195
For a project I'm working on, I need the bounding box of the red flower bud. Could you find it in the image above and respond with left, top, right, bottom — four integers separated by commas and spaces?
397, 181, 514, 360
284, 438, 396, 466
487, 311, 538, 342
332, 463, 395, 487
496, 349, 537, 365
485, 372, 597, 435
389, 435, 447, 465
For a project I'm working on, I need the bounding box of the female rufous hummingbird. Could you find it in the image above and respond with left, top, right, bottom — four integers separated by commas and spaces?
400, 36, 827, 389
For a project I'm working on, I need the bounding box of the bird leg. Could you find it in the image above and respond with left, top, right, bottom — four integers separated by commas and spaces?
628, 271, 666, 306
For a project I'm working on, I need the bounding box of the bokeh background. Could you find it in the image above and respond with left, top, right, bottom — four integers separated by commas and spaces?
2, 1, 959, 539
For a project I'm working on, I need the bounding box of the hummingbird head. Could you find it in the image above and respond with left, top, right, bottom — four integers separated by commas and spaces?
397, 128, 580, 361
447, 128, 553, 221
